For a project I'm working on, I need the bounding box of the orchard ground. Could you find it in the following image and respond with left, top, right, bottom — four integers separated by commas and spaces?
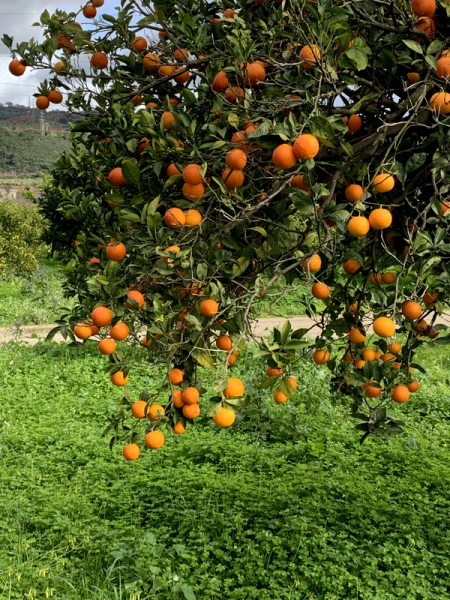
1, 338, 450, 599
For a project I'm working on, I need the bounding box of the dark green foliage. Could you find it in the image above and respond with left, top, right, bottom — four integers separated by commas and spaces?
0, 342, 449, 599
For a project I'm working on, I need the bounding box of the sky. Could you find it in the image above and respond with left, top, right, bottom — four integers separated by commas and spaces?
0, 0, 118, 107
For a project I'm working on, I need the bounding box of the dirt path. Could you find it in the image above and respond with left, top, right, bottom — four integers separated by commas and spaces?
0, 313, 449, 345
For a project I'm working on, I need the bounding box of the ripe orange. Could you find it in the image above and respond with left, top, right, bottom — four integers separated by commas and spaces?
183, 164, 202, 185
108, 167, 127, 187
272, 144, 297, 169
348, 216, 370, 237
362, 380, 382, 398
98, 338, 116, 355
145, 430, 165, 449
355, 359, 366, 369
311, 282, 330, 299
213, 71, 229, 92
423, 290, 438, 306
411, 0, 435, 15
174, 67, 190, 84
91, 306, 112, 327
222, 169, 245, 188
123, 443, 139, 460
299, 44, 321, 68
182, 387, 200, 405
223, 378, 245, 398
429, 91, 450, 113
148, 404, 165, 421
224, 86, 244, 104
439, 201, 450, 216
274, 390, 288, 404
346, 114, 362, 133
436, 57, 450, 78
83, 4, 97, 18
402, 300, 422, 320
343, 259, 360, 274
373, 316, 396, 337
244, 63, 266, 86
167, 163, 181, 177
313, 349, 330, 364
91, 52, 108, 69
408, 381, 420, 393
293, 134, 320, 160
143, 52, 160, 71
174, 420, 186, 434
213, 406, 236, 427
162, 111, 176, 129
165, 208, 186, 229
182, 403, 201, 419
185, 209, 202, 228
369, 273, 383, 286
200, 299, 219, 317
301, 254, 321, 272
174, 48, 189, 62
362, 348, 377, 361
267, 366, 283, 377
414, 16, 436, 38
416, 319, 429, 334
345, 184, 364, 202
131, 400, 147, 419
48, 90, 63, 104
349, 328, 366, 344
74, 323, 92, 339
381, 353, 395, 363
106, 241, 127, 261
132, 36, 147, 52
111, 371, 129, 386
286, 376, 297, 390
126, 290, 144, 309
158, 63, 176, 75
228, 353, 237, 366
162, 245, 180, 264
110, 322, 130, 341
9, 59, 26, 76
407, 72, 421, 83
387, 341, 402, 354
57, 34, 75, 50
54, 60, 65, 74
369, 208, 392, 230
169, 368, 184, 385
373, 173, 395, 193
216, 335, 233, 351
290, 174, 312, 195
36, 96, 50, 110
226, 149, 247, 170
382, 272, 396, 284
392, 385, 410, 403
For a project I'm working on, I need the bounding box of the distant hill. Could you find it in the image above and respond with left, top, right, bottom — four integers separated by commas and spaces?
0, 104, 74, 175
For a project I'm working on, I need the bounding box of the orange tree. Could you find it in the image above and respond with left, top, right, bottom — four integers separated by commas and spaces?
5, 0, 450, 455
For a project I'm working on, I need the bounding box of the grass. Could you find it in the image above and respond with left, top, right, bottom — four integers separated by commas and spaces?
0, 340, 450, 599
0, 257, 75, 327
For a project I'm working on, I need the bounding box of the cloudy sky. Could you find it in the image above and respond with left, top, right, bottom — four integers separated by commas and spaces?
0, 0, 119, 108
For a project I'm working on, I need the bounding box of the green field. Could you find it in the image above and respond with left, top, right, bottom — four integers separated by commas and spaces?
0, 339, 449, 599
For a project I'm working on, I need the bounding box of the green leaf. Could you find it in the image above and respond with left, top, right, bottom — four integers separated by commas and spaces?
346, 47, 369, 71
309, 116, 334, 140
279, 377, 294, 399
122, 159, 141, 185
427, 40, 444, 55
195, 351, 215, 370
403, 39, 423, 54
164, 174, 182, 189
280, 320, 292, 345
231, 257, 250, 277
182, 88, 197, 105
181, 586, 196, 600
249, 226, 267, 236
405, 153, 426, 174
425, 54, 438, 70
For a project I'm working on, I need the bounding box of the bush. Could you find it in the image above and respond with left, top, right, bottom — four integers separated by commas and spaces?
0, 200, 47, 275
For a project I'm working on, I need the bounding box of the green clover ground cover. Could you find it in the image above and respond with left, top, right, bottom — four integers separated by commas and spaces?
0, 341, 450, 599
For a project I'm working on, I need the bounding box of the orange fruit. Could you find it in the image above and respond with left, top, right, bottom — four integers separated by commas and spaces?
392, 385, 410, 403
244, 63, 266, 86
213, 71, 229, 92
126, 290, 144, 309
132, 36, 147, 52
226, 149, 247, 170
168, 368, 184, 385
348, 216, 370, 237
183, 403, 201, 419
402, 300, 422, 320
343, 259, 360, 274
299, 44, 321, 68
436, 56, 450, 78
290, 174, 312, 195
228, 353, 237, 366
387, 342, 402, 354
148, 404, 165, 421
200, 299, 219, 317
224, 86, 244, 103
313, 349, 330, 364
222, 169, 245, 188
106, 241, 126, 261
382, 272, 396, 284
111, 371, 129, 386
172, 390, 185, 408
373, 316, 396, 337
408, 381, 420, 393
98, 338, 116, 355
91, 52, 108, 69
183, 164, 202, 185
185, 209, 202, 228
267, 366, 283, 377
131, 400, 147, 419
213, 406, 236, 427
369, 208, 392, 230
345, 184, 364, 202
110, 322, 129, 341
182, 387, 200, 405
162, 245, 180, 264
9, 59, 26, 76
54, 60, 65, 74
167, 163, 181, 177
369, 273, 383, 286
162, 111, 176, 129
439, 201, 450, 216
355, 359, 366, 369
143, 52, 160, 71
223, 378, 245, 398
362, 381, 382, 398
74, 324, 93, 339
301, 254, 321, 272
174, 48, 189, 62
48, 90, 63, 104
423, 290, 438, 306
57, 34, 74, 50
346, 114, 362, 133
381, 353, 395, 363
123, 443, 139, 460
272, 144, 297, 169
83, 4, 97, 18
216, 335, 233, 351
293, 134, 320, 160
272, 390, 287, 404
429, 91, 450, 113
416, 319, 429, 334
165, 208, 186, 229
91, 306, 113, 327
311, 282, 330, 299
145, 430, 165, 449
174, 420, 186, 434
373, 173, 395, 193
36, 96, 50, 110
108, 167, 127, 187
174, 67, 190, 84
414, 16, 436, 38
183, 183, 205, 201
286, 376, 297, 390
349, 328, 366, 344
411, 0, 435, 16
362, 348, 377, 361
407, 72, 421, 83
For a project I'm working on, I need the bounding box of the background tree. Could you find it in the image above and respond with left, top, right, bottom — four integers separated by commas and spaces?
4, 0, 450, 456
